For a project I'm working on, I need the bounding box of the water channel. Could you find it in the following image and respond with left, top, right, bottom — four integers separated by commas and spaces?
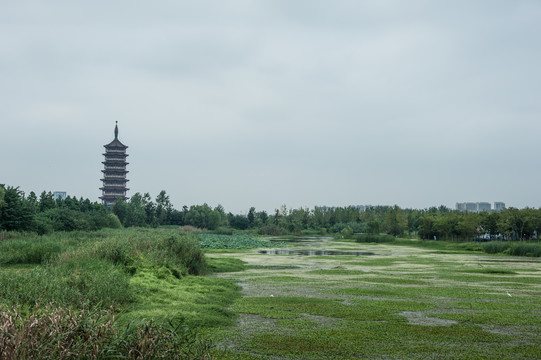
258, 249, 376, 256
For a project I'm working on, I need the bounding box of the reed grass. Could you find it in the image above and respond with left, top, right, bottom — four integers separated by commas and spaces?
0, 304, 213, 359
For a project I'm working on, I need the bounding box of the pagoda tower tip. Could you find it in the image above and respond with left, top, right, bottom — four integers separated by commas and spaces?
114, 121, 119, 140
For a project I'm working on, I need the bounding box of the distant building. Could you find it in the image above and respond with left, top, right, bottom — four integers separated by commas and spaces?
466, 202, 478, 212
455, 203, 466, 211
456, 201, 504, 213
53, 191, 67, 200
100, 122, 129, 207
494, 202, 506, 211
477, 202, 491, 212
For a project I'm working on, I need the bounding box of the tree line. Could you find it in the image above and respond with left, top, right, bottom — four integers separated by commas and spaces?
2, 184, 540, 241
0, 185, 120, 234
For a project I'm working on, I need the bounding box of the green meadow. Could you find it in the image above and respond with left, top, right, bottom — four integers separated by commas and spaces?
1, 229, 540, 359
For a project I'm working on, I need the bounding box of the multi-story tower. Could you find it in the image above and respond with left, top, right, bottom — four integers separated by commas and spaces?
100, 122, 129, 206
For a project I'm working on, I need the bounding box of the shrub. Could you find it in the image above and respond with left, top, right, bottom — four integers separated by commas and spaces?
355, 234, 395, 243
329, 222, 366, 234
341, 227, 354, 238
163, 234, 206, 276
258, 225, 286, 235
215, 227, 234, 235
0, 305, 214, 360
106, 213, 122, 229
179, 225, 204, 233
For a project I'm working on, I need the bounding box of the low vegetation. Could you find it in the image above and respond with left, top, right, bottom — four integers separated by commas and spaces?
0, 305, 213, 360
0, 228, 242, 358
210, 238, 541, 359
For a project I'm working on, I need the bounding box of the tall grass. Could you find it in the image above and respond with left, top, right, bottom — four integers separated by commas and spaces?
0, 258, 132, 309
0, 238, 64, 265
0, 228, 242, 359
355, 234, 396, 243
0, 229, 208, 310
483, 241, 541, 257
0, 305, 214, 359
91, 230, 206, 276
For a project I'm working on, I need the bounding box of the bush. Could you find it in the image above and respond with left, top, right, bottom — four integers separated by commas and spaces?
215, 227, 234, 235
329, 222, 366, 234
163, 234, 206, 276
355, 234, 395, 243
340, 227, 354, 238
483, 241, 541, 257
258, 225, 286, 235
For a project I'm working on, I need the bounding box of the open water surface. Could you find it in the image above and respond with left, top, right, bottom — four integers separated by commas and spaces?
258, 249, 376, 256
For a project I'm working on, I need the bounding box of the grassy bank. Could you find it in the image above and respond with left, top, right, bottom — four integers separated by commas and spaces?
0, 228, 243, 359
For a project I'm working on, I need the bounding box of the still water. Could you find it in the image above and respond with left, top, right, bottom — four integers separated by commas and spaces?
258, 249, 376, 256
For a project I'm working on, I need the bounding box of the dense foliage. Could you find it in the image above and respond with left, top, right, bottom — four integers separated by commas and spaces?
0, 185, 120, 234
3, 184, 541, 242
0, 229, 229, 359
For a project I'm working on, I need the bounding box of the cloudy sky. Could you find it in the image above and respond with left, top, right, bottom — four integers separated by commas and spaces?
1, 1, 540, 213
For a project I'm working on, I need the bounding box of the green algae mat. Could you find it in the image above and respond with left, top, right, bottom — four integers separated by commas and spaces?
207, 239, 541, 359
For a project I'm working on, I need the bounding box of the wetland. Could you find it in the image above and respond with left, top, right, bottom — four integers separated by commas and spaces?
208, 236, 541, 359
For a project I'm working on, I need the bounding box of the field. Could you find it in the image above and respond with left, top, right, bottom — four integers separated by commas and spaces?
208, 237, 541, 359
1, 230, 540, 359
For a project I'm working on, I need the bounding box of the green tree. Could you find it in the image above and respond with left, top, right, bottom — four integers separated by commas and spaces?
0, 185, 5, 207
125, 193, 147, 227
142, 193, 157, 226
366, 220, 380, 235
384, 205, 405, 236
0, 187, 33, 231
184, 204, 221, 230
112, 199, 129, 226
247, 207, 256, 227
156, 190, 172, 225
229, 214, 249, 230
257, 210, 268, 225
39, 191, 56, 212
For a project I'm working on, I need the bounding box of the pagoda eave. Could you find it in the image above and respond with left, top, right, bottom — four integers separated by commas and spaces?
100, 178, 130, 182
101, 170, 129, 174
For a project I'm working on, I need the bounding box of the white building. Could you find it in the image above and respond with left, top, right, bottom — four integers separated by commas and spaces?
53, 191, 67, 200
456, 202, 501, 213
494, 202, 506, 211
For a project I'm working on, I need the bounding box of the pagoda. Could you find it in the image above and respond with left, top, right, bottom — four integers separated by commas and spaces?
100, 122, 129, 206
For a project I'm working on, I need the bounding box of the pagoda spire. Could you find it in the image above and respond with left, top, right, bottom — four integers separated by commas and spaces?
114, 121, 119, 140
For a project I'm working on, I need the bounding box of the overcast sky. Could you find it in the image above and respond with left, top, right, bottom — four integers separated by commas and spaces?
1, 1, 540, 213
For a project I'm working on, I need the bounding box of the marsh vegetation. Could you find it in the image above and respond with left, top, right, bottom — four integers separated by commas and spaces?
208, 237, 541, 359
1, 229, 540, 358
